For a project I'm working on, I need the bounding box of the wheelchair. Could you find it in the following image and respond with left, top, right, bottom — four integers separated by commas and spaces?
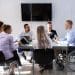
67, 47, 75, 72
54, 46, 75, 71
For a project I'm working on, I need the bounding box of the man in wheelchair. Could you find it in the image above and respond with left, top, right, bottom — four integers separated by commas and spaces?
54, 20, 75, 71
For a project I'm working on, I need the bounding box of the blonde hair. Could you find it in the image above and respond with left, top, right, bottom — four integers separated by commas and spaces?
37, 26, 50, 49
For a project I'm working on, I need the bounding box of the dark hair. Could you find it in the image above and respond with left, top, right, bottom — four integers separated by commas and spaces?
48, 21, 52, 24
24, 24, 29, 28
66, 20, 73, 25
0, 21, 3, 28
3, 24, 11, 31
24, 24, 30, 32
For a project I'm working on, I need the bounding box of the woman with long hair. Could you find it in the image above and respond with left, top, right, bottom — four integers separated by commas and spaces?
33, 26, 52, 72
37, 26, 51, 49
33, 25, 51, 49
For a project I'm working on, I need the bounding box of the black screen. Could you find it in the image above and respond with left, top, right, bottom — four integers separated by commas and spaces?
21, 3, 52, 21
21, 4, 31, 21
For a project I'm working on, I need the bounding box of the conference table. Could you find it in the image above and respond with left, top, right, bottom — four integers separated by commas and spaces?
19, 42, 75, 72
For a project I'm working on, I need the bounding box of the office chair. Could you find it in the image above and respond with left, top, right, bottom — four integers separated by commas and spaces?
33, 48, 54, 73
0, 51, 5, 66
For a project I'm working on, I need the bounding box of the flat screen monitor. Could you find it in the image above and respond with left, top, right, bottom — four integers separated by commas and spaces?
21, 3, 52, 21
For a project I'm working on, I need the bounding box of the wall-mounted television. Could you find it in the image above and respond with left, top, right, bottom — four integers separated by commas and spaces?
21, 3, 52, 21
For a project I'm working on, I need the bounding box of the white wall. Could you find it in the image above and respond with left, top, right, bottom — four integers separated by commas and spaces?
0, 0, 75, 38
52, 0, 75, 37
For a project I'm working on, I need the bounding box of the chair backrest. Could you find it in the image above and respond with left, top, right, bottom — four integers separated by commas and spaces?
33, 48, 54, 65
0, 51, 5, 65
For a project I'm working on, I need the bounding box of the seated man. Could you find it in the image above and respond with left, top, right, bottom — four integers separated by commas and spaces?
47, 21, 58, 41
18, 24, 33, 61
55, 20, 75, 46
20, 24, 32, 42
54, 20, 75, 71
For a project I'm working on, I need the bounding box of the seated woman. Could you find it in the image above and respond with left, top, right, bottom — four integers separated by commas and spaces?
33, 25, 51, 49
0, 25, 21, 75
33, 26, 53, 72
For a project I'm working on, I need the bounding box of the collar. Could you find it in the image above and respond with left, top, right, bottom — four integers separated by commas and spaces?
67, 28, 72, 32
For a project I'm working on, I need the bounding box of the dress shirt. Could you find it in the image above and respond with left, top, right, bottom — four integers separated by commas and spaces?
58, 28, 75, 46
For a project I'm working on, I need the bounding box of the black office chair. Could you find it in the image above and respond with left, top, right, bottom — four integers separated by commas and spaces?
0, 51, 5, 66
33, 48, 54, 73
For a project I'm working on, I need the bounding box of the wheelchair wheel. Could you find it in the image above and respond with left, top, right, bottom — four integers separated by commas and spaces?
55, 53, 64, 70
67, 51, 75, 71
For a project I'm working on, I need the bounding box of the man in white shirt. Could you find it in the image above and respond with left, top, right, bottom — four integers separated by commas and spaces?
19, 24, 32, 42
56, 20, 75, 46
19, 24, 33, 61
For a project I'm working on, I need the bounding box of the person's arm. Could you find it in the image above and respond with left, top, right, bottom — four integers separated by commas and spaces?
32, 40, 38, 49
29, 32, 33, 41
50, 30, 59, 42
55, 32, 72, 45
54, 30, 59, 40
19, 32, 23, 40
9, 35, 17, 51
55, 30, 58, 36
46, 34, 52, 48
18, 32, 24, 46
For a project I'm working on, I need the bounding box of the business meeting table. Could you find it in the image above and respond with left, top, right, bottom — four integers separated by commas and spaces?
19, 42, 75, 74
